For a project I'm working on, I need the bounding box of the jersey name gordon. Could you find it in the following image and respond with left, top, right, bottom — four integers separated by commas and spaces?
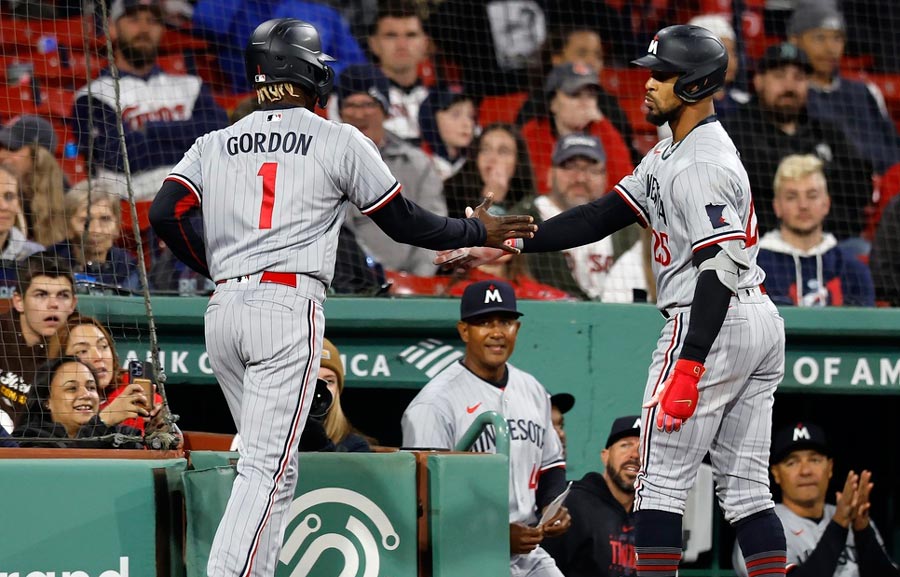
646, 173, 667, 226
226, 131, 314, 156
470, 417, 547, 453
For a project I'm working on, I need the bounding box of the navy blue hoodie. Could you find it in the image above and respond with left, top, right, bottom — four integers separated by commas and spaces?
757, 231, 874, 307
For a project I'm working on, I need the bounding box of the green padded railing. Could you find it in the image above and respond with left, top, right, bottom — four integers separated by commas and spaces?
453, 410, 510, 457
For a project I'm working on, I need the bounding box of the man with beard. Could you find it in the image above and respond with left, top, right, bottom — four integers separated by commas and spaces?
514, 134, 639, 299
73, 0, 227, 203
438, 24, 791, 576
543, 415, 641, 577
757, 154, 874, 307
0, 254, 77, 434
720, 42, 872, 240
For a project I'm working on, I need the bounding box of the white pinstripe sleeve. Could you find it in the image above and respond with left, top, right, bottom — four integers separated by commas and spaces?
341, 127, 402, 215
613, 153, 651, 226
401, 402, 455, 449
167, 135, 206, 199
672, 162, 747, 253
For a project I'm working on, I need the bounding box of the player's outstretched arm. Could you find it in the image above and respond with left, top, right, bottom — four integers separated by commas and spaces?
366, 192, 536, 252
149, 179, 211, 279
435, 191, 639, 271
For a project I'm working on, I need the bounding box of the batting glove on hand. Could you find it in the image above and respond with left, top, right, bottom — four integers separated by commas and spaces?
643, 359, 705, 433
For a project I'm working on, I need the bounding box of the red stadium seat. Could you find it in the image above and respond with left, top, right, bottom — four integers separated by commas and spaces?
477, 92, 528, 126
38, 86, 76, 120
0, 84, 39, 119
600, 67, 647, 98
385, 271, 452, 296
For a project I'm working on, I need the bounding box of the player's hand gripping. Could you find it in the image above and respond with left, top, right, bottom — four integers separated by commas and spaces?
643, 359, 705, 433
470, 192, 536, 253
434, 193, 536, 270
98, 383, 149, 426
540, 505, 571, 538
509, 522, 544, 555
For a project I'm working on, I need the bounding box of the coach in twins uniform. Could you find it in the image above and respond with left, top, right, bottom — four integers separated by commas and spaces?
150, 18, 536, 577
440, 25, 791, 576
402, 280, 571, 577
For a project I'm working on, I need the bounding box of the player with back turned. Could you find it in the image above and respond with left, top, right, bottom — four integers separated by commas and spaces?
440, 25, 789, 576
149, 18, 535, 577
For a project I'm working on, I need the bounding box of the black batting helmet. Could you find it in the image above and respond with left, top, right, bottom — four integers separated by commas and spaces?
632, 25, 728, 103
245, 18, 336, 107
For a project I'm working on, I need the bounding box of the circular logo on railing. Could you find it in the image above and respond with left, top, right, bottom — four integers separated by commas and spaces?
279, 488, 400, 577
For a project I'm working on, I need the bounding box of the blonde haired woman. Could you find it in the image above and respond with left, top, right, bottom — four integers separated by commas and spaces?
316, 339, 372, 452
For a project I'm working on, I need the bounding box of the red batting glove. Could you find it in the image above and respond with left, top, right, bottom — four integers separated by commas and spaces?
644, 359, 706, 433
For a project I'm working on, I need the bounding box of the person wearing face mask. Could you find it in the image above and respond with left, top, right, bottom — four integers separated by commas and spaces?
12, 357, 145, 449
542, 415, 641, 577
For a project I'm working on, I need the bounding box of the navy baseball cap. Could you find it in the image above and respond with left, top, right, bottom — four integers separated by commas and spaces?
771, 422, 830, 464
606, 415, 641, 448
335, 64, 390, 113
550, 393, 575, 414
0, 115, 57, 152
788, 5, 845, 37
459, 280, 522, 322
757, 43, 813, 75
552, 134, 606, 166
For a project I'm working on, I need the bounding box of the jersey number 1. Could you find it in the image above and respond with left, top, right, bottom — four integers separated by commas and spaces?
257, 162, 278, 229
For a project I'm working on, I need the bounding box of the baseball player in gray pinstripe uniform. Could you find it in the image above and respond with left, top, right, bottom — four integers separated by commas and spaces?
149, 19, 535, 577
438, 25, 790, 576
402, 279, 571, 577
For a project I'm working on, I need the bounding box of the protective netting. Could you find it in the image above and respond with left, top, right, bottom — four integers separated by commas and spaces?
0, 0, 899, 447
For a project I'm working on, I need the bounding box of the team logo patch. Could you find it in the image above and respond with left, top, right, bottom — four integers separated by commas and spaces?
255, 73, 267, 83
705, 203, 728, 229
266, 112, 283, 122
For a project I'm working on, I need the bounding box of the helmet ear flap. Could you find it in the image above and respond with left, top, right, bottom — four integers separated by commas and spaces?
315, 64, 334, 108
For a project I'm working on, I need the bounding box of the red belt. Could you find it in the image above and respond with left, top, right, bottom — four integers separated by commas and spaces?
215, 271, 297, 288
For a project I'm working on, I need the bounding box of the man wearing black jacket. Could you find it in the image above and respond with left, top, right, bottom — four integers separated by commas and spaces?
733, 422, 899, 577
543, 415, 640, 577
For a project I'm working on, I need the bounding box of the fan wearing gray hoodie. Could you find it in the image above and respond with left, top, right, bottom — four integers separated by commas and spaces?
756, 154, 874, 307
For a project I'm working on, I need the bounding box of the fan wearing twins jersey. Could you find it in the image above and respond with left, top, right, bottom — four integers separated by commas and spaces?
149, 18, 536, 577
437, 25, 791, 577
402, 280, 571, 577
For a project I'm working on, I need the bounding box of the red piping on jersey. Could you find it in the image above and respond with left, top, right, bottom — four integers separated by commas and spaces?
361, 182, 403, 215
165, 175, 200, 201
241, 302, 319, 577
613, 186, 649, 227
692, 232, 747, 253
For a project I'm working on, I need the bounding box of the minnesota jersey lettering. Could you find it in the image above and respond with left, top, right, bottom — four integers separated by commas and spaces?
225, 131, 314, 156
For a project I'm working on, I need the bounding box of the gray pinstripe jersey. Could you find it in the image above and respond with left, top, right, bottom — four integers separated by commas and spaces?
401, 361, 566, 525
732, 504, 892, 577
614, 118, 765, 312
167, 107, 399, 292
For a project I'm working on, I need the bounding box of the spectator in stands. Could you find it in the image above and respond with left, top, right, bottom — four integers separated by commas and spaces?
0, 165, 44, 262
192, 0, 366, 93
0, 254, 77, 435
721, 43, 874, 239
870, 195, 900, 305
444, 123, 536, 219
788, 4, 900, 174
49, 180, 140, 292
521, 63, 633, 194
51, 313, 168, 436
521, 24, 640, 165
335, 64, 446, 277
758, 154, 874, 307
513, 134, 640, 300
549, 392, 574, 458
427, 0, 547, 98
351, 0, 430, 142
733, 421, 900, 577
542, 415, 640, 577
418, 86, 476, 181
12, 357, 145, 449
74, 0, 228, 202
689, 14, 750, 118
0, 115, 68, 247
